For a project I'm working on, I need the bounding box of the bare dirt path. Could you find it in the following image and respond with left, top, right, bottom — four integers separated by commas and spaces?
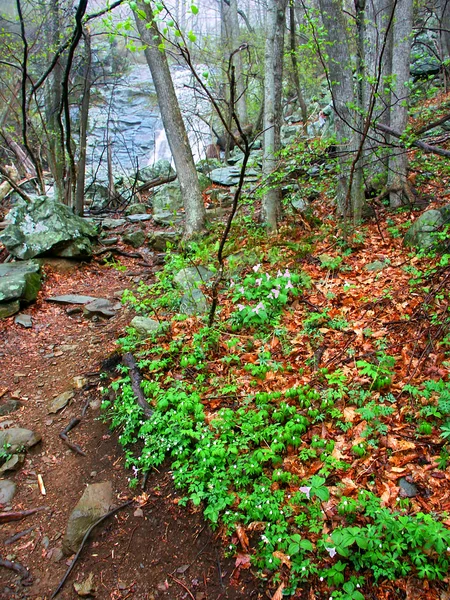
0, 258, 259, 600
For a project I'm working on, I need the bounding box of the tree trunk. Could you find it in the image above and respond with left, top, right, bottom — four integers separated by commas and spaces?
134, 3, 205, 237
318, 0, 365, 219
388, 0, 413, 208
261, 0, 287, 233
75, 28, 92, 216
289, 4, 307, 126
45, 0, 66, 203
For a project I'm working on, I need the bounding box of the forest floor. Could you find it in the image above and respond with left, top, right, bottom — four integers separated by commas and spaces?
0, 232, 260, 600
0, 151, 450, 600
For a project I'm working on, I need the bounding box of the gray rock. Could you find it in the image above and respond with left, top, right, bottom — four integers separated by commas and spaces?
102, 218, 126, 229
209, 166, 255, 186
148, 231, 181, 251
125, 203, 148, 216
173, 266, 214, 291
281, 124, 302, 145
0, 428, 41, 452
126, 214, 153, 223
403, 210, 444, 250
152, 182, 183, 216
0, 479, 16, 504
398, 477, 418, 498
365, 260, 387, 272
152, 211, 183, 226
100, 237, 119, 246
122, 230, 146, 249
130, 316, 161, 336
180, 289, 208, 315
14, 314, 32, 328
0, 260, 42, 305
83, 298, 116, 318
0, 454, 25, 474
62, 482, 114, 555
137, 159, 175, 183
205, 207, 227, 221
0, 300, 20, 319
48, 391, 74, 414
0, 400, 21, 416
0, 196, 97, 259
291, 197, 310, 212
47, 294, 97, 305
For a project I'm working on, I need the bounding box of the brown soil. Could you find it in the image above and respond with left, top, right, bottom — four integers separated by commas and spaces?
0, 255, 261, 600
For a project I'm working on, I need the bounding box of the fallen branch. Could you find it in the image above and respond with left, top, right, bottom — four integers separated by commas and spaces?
51, 500, 134, 599
0, 506, 48, 524
94, 247, 152, 265
4, 526, 35, 546
59, 417, 86, 456
167, 574, 196, 600
0, 556, 33, 586
122, 353, 153, 418
136, 173, 177, 193
376, 122, 450, 158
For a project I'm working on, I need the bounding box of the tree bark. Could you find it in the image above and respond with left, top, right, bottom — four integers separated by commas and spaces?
75, 27, 92, 216
134, 2, 205, 237
318, 0, 365, 219
261, 0, 287, 233
388, 0, 413, 208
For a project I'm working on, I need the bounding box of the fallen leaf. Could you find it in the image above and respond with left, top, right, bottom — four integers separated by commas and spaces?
236, 524, 249, 552
386, 436, 416, 451
272, 582, 285, 600
234, 553, 251, 569
273, 551, 292, 568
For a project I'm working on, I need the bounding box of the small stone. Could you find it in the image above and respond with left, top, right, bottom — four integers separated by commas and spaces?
0, 300, 20, 319
100, 237, 119, 246
0, 399, 21, 416
90, 471, 97, 478
130, 316, 161, 337
0, 428, 41, 452
66, 307, 83, 315
73, 376, 87, 389
83, 298, 116, 319
51, 548, 64, 563
127, 214, 152, 222
74, 572, 96, 597
122, 230, 146, 249
0, 479, 17, 504
398, 477, 418, 498
364, 260, 387, 272
0, 453, 25, 474
48, 391, 74, 414
42, 536, 50, 549
14, 314, 32, 328
102, 218, 126, 229
133, 508, 144, 518
47, 295, 97, 305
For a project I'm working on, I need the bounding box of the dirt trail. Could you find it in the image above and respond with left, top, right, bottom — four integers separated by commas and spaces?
0, 258, 258, 600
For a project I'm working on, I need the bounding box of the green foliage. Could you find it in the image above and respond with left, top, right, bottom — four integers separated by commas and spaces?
331, 491, 450, 581
356, 352, 395, 390
230, 265, 310, 329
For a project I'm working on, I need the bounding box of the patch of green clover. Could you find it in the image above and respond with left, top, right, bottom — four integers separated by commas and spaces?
229, 264, 310, 329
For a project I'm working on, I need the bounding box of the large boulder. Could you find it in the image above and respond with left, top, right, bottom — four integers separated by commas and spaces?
0, 196, 97, 260
152, 182, 183, 218
403, 209, 447, 251
62, 482, 114, 555
0, 260, 42, 317
137, 159, 175, 183
0, 428, 41, 452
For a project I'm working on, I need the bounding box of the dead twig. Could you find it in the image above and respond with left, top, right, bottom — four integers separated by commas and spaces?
59, 417, 86, 456
4, 527, 35, 546
168, 574, 196, 600
123, 353, 153, 418
51, 499, 134, 599
0, 556, 33, 585
0, 506, 48, 524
